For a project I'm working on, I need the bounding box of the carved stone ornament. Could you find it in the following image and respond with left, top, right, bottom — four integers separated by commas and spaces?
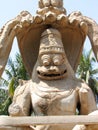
37, 0, 66, 16
0, 0, 98, 77
0, 0, 98, 130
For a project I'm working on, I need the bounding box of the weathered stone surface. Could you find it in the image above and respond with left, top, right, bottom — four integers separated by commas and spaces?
0, 0, 98, 130
1, 116, 98, 126
1, 116, 98, 130
37, 0, 66, 16
0, 127, 32, 130
0, 1, 98, 76
8, 28, 97, 130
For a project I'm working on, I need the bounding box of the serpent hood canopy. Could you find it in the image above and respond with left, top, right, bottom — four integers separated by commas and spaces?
0, 0, 98, 77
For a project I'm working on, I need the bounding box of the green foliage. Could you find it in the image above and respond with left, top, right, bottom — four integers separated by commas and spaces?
88, 77, 98, 96
8, 77, 15, 98
0, 88, 12, 115
0, 89, 7, 104
76, 49, 98, 98
0, 96, 12, 115
0, 53, 30, 115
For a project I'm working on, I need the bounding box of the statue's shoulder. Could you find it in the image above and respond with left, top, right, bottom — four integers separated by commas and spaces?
71, 77, 90, 91
79, 81, 91, 93
14, 79, 32, 98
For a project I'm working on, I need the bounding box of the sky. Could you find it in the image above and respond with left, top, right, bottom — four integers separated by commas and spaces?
0, 0, 98, 58
0, 0, 98, 74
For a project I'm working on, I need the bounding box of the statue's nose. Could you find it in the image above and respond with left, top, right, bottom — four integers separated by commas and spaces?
49, 66, 59, 72
50, 66, 54, 71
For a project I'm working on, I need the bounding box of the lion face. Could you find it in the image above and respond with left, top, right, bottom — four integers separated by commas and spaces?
37, 53, 67, 80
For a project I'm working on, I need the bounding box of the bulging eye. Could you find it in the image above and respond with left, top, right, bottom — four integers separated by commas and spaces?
41, 54, 51, 66
53, 54, 63, 65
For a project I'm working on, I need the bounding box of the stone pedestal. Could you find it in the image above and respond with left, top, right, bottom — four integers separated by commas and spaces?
0, 127, 33, 130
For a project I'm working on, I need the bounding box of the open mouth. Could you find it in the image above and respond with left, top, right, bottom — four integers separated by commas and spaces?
37, 69, 67, 80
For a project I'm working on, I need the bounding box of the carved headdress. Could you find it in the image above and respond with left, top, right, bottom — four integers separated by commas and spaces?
39, 28, 65, 56
0, 0, 98, 77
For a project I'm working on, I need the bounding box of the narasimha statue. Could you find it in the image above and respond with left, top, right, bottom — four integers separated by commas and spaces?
0, 0, 98, 130
9, 28, 98, 130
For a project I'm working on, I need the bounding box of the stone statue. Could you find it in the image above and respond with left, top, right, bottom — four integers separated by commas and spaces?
8, 28, 98, 130
0, 0, 98, 130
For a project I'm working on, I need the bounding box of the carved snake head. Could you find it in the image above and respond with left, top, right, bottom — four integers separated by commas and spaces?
38, 0, 63, 8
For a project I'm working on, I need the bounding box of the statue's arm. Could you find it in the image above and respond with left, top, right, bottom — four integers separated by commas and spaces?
72, 83, 98, 130
79, 82, 97, 115
9, 80, 32, 116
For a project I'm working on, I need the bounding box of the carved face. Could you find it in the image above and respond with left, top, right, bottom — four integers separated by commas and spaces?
37, 53, 67, 80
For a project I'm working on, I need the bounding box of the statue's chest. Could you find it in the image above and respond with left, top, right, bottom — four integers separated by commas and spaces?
30, 84, 79, 115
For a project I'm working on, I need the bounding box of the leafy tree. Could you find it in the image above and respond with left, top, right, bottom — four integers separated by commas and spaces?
5, 53, 29, 96
0, 89, 11, 115
76, 49, 98, 100
0, 53, 30, 115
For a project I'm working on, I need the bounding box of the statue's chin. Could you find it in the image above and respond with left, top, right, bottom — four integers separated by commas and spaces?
37, 70, 67, 80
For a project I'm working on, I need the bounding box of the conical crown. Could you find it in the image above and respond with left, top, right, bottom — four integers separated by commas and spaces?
39, 28, 65, 56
